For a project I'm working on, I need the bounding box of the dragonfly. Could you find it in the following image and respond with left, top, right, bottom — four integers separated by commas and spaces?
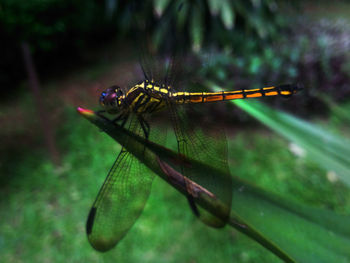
85, 11, 302, 254
86, 57, 302, 252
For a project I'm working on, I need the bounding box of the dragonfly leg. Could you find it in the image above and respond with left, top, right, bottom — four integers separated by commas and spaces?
112, 113, 129, 127
187, 196, 200, 217
120, 115, 129, 128
185, 181, 200, 217
137, 115, 150, 139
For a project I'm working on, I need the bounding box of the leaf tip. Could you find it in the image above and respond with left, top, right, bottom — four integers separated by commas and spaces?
77, 107, 95, 118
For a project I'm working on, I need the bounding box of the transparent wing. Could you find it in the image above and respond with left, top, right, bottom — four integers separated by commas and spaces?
86, 117, 154, 252
168, 102, 233, 227
160, 29, 232, 227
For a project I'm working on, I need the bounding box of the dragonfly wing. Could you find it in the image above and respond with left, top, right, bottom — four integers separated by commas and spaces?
86, 115, 155, 252
86, 148, 153, 251
168, 102, 233, 227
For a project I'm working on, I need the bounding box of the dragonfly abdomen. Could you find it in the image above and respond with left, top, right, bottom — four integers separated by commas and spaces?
171, 84, 302, 104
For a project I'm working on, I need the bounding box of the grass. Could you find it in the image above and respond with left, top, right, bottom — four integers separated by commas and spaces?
1, 98, 349, 262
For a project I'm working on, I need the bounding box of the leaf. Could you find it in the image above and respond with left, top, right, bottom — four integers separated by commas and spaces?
220, 0, 235, 30
207, 0, 221, 15
153, 0, 170, 17
232, 100, 350, 187
190, 7, 203, 52
176, 0, 189, 30
78, 107, 350, 262
231, 182, 350, 263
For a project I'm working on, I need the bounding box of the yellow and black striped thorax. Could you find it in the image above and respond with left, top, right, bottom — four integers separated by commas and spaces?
122, 79, 171, 114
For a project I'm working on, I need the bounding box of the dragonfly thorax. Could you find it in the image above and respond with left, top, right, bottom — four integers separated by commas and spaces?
100, 85, 124, 113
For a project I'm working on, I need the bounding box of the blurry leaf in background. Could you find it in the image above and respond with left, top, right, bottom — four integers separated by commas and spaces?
231, 99, 350, 187
0, 0, 292, 95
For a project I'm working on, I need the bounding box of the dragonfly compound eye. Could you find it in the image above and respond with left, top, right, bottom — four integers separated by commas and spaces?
104, 93, 117, 106
100, 85, 123, 108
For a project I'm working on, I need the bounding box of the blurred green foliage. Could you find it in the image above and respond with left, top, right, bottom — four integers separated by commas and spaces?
1, 0, 118, 92
0, 0, 292, 94
0, 0, 287, 52
139, 0, 288, 51
2, 1, 100, 51
233, 99, 350, 188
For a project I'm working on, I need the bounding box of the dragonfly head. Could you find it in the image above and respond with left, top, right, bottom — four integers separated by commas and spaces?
99, 85, 124, 113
